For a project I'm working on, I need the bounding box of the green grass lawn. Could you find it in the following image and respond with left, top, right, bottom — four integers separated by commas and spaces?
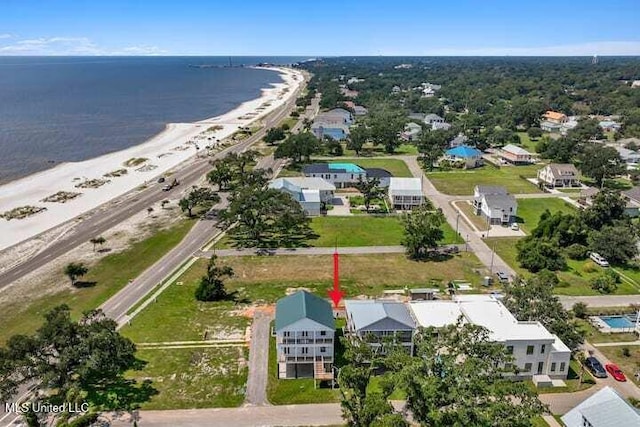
129, 346, 248, 409
0, 219, 196, 344
534, 360, 595, 395
427, 164, 542, 195
516, 198, 575, 234
351, 158, 413, 177
310, 216, 458, 247
176, 252, 485, 304
454, 201, 489, 231
342, 142, 418, 157
485, 237, 640, 296
120, 276, 249, 344
516, 132, 540, 153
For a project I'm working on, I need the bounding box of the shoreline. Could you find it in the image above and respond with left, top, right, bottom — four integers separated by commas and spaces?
0, 66, 304, 251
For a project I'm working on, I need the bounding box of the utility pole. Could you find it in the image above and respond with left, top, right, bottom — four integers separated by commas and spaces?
489, 241, 496, 274
455, 212, 460, 244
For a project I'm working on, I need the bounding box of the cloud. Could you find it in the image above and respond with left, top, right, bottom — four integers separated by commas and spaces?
0, 36, 167, 56
420, 41, 640, 56
0, 34, 13, 39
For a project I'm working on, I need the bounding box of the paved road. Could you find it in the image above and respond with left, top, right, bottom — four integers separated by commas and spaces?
245, 311, 273, 406
199, 245, 409, 258
558, 295, 640, 309
0, 72, 307, 291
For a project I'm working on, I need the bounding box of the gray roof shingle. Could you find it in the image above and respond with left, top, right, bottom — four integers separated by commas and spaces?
275, 291, 335, 331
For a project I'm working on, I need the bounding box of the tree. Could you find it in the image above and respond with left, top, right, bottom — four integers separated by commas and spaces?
527, 127, 543, 140
587, 225, 639, 264
516, 237, 567, 272
63, 262, 88, 286
590, 269, 620, 294
264, 127, 286, 145
89, 236, 106, 252
580, 189, 627, 230
396, 321, 547, 426
577, 144, 624, 187
416, 128, 453, 171
572, 302, 588, 319
179, 187, 220, 217
0, 305, 151, 422
401, 202, 445, 259
502, 274, 584, 351
325, 138, 344, 156
274, 132, 321, 164
220, 187, 315, 248
195, 256, 234, 301
347, 126, 369, 156
208, 158, 236, 191
354, 177, 384, 212
367, 107, 406, 153
568, 118, 604, 142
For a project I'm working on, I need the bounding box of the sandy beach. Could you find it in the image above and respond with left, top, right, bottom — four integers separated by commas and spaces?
0, 67, 304, 251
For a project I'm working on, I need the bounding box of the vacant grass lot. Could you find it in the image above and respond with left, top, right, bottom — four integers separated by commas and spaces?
310, 215, 458, 247
516, 132, 540, 153
120, 278, 249, 344
0, 219, 196, 344
130, 347, 248, 409
485, 237, 640, 295
342, 142, 418, 157
516, 198, 575, 234
597, 345, 640, 386
427, 164, 542, 195
176, 252, 484, 304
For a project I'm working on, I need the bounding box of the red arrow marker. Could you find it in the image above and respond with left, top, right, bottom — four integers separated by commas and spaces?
328, 250, 344, 307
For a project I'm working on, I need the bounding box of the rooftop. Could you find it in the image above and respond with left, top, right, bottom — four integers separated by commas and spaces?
365, 168, 392, 178
475, 185, 507, 196
269, 177, 336, 192
561, 387, 640, 427
345, 300, 415, 332
544, 111, 567, 121
302, 163, 365, 175
446, 145, 482, 158
389, 177, 422, 193
275, 291, 335, 331
502, 144, 532, 156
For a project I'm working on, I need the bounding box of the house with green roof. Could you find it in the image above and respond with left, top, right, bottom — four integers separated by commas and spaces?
275, 290, 335, 380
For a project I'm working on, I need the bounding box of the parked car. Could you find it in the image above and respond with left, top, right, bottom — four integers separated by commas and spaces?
157, 177, 165, 183
162, 184, 172, 191
496, 271, 509, 283
605, 363, 627, 382
510, 223, 519, 231
589, 252, 609, 267
585, 356, 608, 378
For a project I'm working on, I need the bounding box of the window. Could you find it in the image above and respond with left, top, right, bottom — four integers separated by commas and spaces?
537, 362, 544, 374
526, 345, 534, 355
551, 363, 556, 372
302, 331, 309, 337
560, 362, 566, 372
284, 347, 290, 354
320, 347, 326, 353
524, 363, 532, 372
284, 331, 291, 337
506, 346, 514, 354
334, 174, 337, 179
351, 174, 354, 179
541, 344, 546, 354
301, 347, 309, 354
320, 331, 326, 336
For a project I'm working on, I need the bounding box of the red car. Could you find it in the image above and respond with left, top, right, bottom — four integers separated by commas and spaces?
605, 363, 627, 382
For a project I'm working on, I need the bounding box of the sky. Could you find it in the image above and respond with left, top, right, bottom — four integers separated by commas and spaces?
0, 0, 639, 56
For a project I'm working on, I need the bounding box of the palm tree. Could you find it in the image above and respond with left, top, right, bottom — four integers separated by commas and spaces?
64, 262, 88, 286
89, 236, 106, 252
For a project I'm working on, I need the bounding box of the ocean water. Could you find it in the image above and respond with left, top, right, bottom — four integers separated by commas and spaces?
0, 56, 307, 184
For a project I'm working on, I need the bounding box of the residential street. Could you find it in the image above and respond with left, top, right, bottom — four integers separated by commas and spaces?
245, 310, 273, 406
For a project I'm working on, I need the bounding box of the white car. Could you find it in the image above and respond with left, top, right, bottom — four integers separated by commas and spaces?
510, 223, 519, 231
589, 252, 609, 267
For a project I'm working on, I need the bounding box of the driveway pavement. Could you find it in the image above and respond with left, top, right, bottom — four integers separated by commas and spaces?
245, 310, 273, 406
327, 196, 352, 216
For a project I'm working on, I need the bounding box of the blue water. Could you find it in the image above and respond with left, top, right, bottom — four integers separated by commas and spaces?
0, 56, 308, 184
329, 163, 365, 173
600, 315, 635, 329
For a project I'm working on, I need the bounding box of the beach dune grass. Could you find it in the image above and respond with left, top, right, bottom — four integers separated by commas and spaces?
0, 219, 196, 344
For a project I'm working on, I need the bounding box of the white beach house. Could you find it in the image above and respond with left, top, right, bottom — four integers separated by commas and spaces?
275, 291, 335, 380
388, 177, 424, 210
268, 177, 336, 216
302, 163, 366, 189
473, 185, 517, 225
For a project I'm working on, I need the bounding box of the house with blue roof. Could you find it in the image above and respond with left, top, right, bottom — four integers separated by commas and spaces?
445, 145, 484, 169
302, 162, 367, 188
275, 291, 335, 380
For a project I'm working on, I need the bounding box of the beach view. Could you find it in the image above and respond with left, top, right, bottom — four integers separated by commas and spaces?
1, 1, 640, 427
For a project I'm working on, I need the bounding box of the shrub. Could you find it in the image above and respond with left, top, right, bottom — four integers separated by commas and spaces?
590, 271, 618, 294
572, 302, 588, 319
622, 347, 631, 357
582, 262, 597, 273
566, 244, 589, 260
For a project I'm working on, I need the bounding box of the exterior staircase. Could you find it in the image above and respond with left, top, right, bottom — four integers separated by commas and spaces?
314, 361, 333, 380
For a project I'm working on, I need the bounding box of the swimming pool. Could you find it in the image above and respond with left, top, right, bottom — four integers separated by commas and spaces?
599, 315, 635, 329
328, 163, 365, 173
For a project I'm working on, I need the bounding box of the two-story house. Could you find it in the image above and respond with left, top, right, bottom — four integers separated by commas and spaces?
302, 163, 367, 188
473, 185, 517, 225
268, 177, 336, 216
275, 291, 335, 380
388, 177, 424, 210
344, 300, 416, 355
537, 163, 581, 188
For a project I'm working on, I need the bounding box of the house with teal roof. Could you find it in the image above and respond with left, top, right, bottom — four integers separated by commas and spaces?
445, 145, 484, 169
302, 162, 367, 188
275, 291, 335, 380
